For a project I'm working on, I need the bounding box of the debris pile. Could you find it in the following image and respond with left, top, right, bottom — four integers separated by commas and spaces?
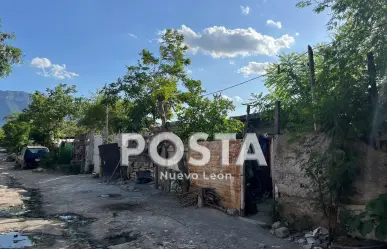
270, 221, 290, 239
270, 222, 329, 249
202, 188, 224, 211
179, 186, 200, 207
297, 227, 329, 249
179, 187, 224, 211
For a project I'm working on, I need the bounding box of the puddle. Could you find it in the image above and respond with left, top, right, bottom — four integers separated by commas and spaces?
55, 213, 97, 226
0, 232, 33, 248
99, 194, 122, 199
106, 231, 140, 245
0, 209, 25, 217
59, 215, 76, 222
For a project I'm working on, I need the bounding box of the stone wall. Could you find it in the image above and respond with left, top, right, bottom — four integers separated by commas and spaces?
272, 133, 330, 226
349, 142, 387, 204
128, 154, 154, 179
272, 132, 387, 228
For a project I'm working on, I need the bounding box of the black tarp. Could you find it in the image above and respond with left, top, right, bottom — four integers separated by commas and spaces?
98, 143, 120, 181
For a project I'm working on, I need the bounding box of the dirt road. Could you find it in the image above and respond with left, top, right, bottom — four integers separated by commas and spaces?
0, 159, 298, 249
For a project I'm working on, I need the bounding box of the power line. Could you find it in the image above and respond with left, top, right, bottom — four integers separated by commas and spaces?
201, 42, 335, 97
202, 74, 268, 96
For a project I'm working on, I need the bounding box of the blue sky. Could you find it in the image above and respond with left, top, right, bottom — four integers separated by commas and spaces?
0, 0, 330, 116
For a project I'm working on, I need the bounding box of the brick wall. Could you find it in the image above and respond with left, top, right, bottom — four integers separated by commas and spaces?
188, 140, 243, 210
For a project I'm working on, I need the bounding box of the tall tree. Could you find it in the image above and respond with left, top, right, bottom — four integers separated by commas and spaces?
0, 18, 22, 78
78, 94, 131, 134
295, 0, 387, 140
104, 29, 191, 132
176, 82, 243, 140
104, 29, 243, 136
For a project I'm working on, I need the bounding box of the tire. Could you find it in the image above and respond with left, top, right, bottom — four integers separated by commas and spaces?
21, 162, 27, 170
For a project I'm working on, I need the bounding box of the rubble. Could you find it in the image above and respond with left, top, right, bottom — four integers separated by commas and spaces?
274, 227, 290, 238
32, 167, 46, 173
296, 227, 329, 249
226, 208, 239, 216
297, 238, 306, 244
306, 237, 317, 244
271, 221, 282, 230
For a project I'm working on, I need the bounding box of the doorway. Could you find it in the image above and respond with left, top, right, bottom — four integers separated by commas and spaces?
243, 135, 273, 224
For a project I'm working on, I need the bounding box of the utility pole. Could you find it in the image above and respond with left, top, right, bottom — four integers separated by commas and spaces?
103, 105, 109, 144
308, 45, 317, 131
244, 105, 251, 136
275, 101, 281, 135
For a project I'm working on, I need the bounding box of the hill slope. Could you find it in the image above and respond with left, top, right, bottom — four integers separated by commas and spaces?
0, 90, 31, 126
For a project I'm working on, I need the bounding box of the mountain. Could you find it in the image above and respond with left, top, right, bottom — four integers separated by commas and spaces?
0, 90, 31, 126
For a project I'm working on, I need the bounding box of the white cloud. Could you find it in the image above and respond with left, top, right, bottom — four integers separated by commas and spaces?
221, 95, 233, 101
229, 60, 236, 65
178, 25, 294, 58
31, 57, 79, 80
31, 57, 51, 69
221, 95, 244, 103
266, 20, 282, 29
295, 32, 300, 36
186, 69, 193, 74
241, 6, 250, 15
198, 68, 204, 72
238, 61, 271, 77
235, 96, 243, 103
50, 64, 79, 79
128, 33, 138, 38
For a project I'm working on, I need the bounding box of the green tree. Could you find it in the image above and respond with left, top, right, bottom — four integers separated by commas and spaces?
78, 94, 130, 133
105, 29, 243, 135
246, 0, 387, 237
104, 29, 192, 132
0, 18, 22, 78
22, 84, 80, 146
295, 0, 387, 140
2, 113, 30, 152
176, 92, 244, 140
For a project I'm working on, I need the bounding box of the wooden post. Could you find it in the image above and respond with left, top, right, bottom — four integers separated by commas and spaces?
367, 52, 380, 149
308, 45, 317, 131
103, 105, 109, 144
244, 105, 251, 136
275, 101, 281, 135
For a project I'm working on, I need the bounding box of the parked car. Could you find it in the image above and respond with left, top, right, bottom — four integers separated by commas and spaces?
0, 148, 7, 153
16, 146, 49, 169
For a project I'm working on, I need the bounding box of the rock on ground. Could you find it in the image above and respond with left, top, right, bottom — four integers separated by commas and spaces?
274, 227, 290, 238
